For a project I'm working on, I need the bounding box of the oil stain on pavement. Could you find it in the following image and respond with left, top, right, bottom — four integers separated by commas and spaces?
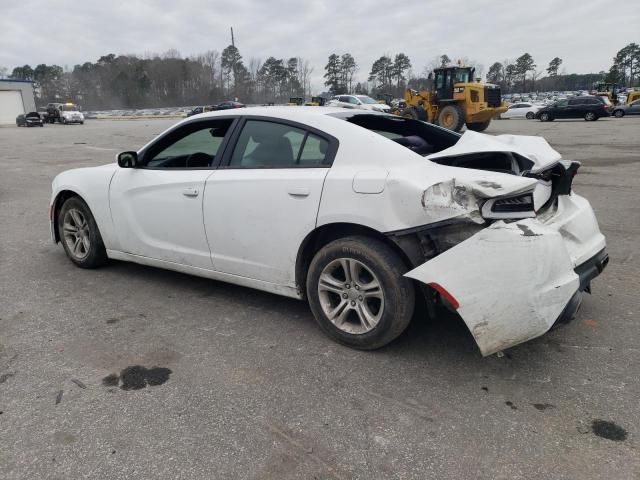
591, 419, 628, 441
102, 366, 172, 390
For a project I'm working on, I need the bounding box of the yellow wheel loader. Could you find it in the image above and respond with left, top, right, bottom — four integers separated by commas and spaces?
625, 91, 640, 105
401, 66, 507, 132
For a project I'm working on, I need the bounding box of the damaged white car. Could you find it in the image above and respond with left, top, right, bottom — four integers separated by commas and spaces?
50, 107, 608, 355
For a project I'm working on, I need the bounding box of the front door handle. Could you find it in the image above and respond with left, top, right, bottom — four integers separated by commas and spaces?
287, 188, 310, 197
182, 188, 199, 197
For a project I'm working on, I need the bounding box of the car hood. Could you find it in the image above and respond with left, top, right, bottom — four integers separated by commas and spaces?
426, 130, 562, 173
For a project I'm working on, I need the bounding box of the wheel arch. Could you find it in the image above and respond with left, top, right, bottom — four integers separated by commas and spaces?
295, 222, 414, 298
51, 189, 85, 243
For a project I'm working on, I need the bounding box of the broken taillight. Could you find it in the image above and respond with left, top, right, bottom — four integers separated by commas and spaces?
428, 282, 460, 310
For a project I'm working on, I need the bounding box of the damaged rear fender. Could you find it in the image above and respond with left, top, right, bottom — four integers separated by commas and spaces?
404, 218, 580, 356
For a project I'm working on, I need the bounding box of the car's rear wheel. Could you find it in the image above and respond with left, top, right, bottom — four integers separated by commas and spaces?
58, 197, 108, 268
614, 110, 624, 118
306, 236, 415, 350
526, 111, 535, 119
584, 112, 597, 121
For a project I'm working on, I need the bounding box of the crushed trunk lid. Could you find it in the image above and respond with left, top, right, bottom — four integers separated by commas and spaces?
427, 130, 562, 174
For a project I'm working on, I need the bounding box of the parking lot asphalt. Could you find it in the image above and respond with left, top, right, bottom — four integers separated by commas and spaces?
1, 116, 639, 479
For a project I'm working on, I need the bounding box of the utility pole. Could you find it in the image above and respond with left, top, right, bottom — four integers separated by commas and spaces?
230, 27, 235, 48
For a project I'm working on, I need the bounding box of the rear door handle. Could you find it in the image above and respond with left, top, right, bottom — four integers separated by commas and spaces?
182, 188, 199, 197
287, 188, 310, 197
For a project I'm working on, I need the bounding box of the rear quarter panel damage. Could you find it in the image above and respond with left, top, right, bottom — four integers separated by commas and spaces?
405, 218, 581, 356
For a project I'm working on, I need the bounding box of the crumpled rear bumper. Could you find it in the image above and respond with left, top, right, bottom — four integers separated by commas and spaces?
405, 192, 607, 356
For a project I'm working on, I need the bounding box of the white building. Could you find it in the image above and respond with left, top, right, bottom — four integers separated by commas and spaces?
0, 79, 37, 125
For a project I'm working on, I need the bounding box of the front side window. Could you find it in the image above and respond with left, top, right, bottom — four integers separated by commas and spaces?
229, 120, 329, 168
557, 99, 568, 107
144, 119, 233, 168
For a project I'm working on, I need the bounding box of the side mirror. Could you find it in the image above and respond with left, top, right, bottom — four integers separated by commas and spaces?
117, 151, 138, 168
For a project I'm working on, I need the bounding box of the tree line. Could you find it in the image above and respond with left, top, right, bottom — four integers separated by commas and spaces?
2, 43, 637, 108
3, 46, 314, 109
485, 43, 639, 93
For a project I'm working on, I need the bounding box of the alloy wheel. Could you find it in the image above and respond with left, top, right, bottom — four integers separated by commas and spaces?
317, 258, 385, 334
62, 208, 91, 260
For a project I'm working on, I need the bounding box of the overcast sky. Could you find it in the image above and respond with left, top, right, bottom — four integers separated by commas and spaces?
1, 0, 637, 90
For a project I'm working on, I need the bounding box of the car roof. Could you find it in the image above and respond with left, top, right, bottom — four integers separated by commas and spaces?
194, 106, 356, 122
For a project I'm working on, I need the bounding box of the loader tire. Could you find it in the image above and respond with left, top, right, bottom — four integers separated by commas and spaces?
402, 106, 426, 121
437, 105, 465, 132
466, 120, 491, 132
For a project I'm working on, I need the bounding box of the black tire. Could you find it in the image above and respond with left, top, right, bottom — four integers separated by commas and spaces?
465, 120, 491, 132
584, 112, 597, 121
402, 106, 426, 121
58, 196, 108, 268
539, 112, 552, 122
525, 111, 535, 119
437, 104, 465, 131
614, 110, 624, 118
306, 236, 415, 350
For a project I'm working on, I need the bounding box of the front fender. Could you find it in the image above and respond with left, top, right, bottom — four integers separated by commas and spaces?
50, 164, 119, 249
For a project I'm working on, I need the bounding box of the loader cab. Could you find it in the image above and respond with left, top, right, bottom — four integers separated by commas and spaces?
592, 81, 619, 103
433, 67, 475, 100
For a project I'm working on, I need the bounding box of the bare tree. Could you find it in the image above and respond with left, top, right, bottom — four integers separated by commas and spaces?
297, 57, 313, 98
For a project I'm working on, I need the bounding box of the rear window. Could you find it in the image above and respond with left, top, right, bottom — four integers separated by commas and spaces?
329, 112, 459, 156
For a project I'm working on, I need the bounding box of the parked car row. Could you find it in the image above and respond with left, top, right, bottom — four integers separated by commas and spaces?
499, 95, 636, 122
187, 101, 246, 117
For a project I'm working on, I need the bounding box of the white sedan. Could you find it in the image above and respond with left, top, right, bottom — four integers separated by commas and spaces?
50, 107, 607, 355
326, 95, 391, 113
501, 102, 541, 119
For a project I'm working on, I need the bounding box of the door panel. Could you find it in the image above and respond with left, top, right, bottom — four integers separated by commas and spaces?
203, 168, 328, 284
108, 118, 235, 268
110, 169, 214, 269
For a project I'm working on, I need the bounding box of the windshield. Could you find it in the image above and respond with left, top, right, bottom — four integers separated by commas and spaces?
355, 95, 378, 104
454, 69, 472, 83
62, 105, 78, 111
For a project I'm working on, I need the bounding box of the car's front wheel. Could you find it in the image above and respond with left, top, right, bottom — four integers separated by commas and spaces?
539, 112, 552, 122
306, 236, 415, 350
584, 112, 597, 121
58, 197, 108, 268
614, 110, 624, 118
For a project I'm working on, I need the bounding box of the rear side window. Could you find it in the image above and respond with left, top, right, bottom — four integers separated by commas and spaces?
229, 120, 330, 168
299, 134, 329, 165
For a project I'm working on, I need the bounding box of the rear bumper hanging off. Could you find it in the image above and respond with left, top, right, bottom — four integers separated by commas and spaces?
405, 193, 606, 356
